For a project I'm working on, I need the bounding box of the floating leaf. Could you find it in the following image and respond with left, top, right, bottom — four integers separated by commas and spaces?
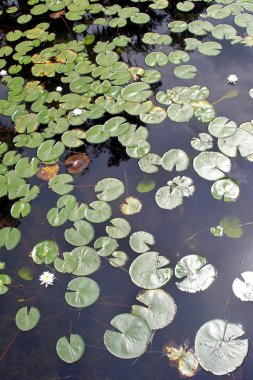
70, 246, 101, 276
0, 274, 12, 294
136, 179, 156, 193
195, 319, 248, 375
162, 149, 189, 171
121, 83, 152, 103
94, 236, 118, 257
129, 231, 155, 253
37, 164, 59, 181
56, 334, 85, 364
211, 178, 240, 202
175, 255, 217, 293
49, 174, 74, 195
17, 267, 33, 281
120, 196, 142, 215
15, 307, 40, 331
64, 153, 90, 174
37, 140, 65, 163
164, 341, 199, 378
191, 133, 213, 151
193, 152, 231, 181
219, 215, 243, 238
129, 251, 172, 289
65, 277, 100, 308
65, 220, 94, 246
31, 240, 59, 264
104, 313, 152, 359
232, 272, 253, 301
0, 227, 21, 250
132, 289, 176, 330
208, 117, 237, 138
109, 251, 128, 267
106, 218, 131, 239
95, 178, 124, 201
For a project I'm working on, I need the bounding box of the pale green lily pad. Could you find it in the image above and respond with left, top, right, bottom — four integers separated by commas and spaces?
218, 128, 253, 157
175, 255, 217, 293
121, 83, 152, 103
219, 215, 243, 238
104, 313, 152, 359
129, 251, 172, 289
109, 251, 128, 267
174, 65, 197, 79
208, 117, 237, 138
65, 220, 94, 246
232, 272, 253, 301
195, 319, 248, 375
37, 140, 65, 163
138, 153, 162, 173
198, 41, 222, 56
106, 218, 131, 239
129, 231, 155, 253
95, 178, 124, 201
193, 152, 231, 181
65, 277, 100, 308
56, 334, 85, 364
191, 133, 213, 151
15, 307, 40, 331
132, 289, 176, 329
94, 236, 118, 257
145, 52, 168, 67
137, 179, 156, 193
211, 178, 240, 202
70, 246, 101, 276
85, 201, 112, 223
48, 174, 74, 195
167, 103, 194, 122
162, 149, 189, 171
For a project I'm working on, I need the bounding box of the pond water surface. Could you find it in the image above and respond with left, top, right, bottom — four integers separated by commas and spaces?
1, 1, 253, 379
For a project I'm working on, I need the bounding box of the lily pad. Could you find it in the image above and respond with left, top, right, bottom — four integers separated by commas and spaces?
195, 319, 249, 375
211, 178, 240, 202
232, 272, 253, 301
56, 334, 85, 364
95, 178, 124, 201
31, 240, 59, 264
106, 218, 131, 239
15, 307, 40, 331
193, 152, 231, 181
129, 251, 172, 289
132, 289, 176, 329
175, 255, 217, 293
104, 313, 152, 359
129, 231, 155, 253
65, 277, 100, 308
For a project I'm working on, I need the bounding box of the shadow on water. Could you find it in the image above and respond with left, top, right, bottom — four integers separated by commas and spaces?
1, 1, 253, 379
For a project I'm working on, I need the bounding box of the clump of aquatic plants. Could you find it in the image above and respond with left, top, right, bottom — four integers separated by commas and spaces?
1, 0, 253, 376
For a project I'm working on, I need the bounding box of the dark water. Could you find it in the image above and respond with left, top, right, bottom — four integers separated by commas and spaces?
1, 2, 253, 380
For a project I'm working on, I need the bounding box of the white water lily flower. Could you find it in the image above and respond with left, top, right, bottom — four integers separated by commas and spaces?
39, 271, 55, 287
0, 70, 7, 77
72, 108, 82, 116
56, 86, 63, 92
227, 74, 238, 84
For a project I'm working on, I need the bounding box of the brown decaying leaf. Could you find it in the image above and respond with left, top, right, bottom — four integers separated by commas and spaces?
163, 340, 199, 378
37, 164, 59, 181
49, 10, 65, 19
64, 153, 91, 174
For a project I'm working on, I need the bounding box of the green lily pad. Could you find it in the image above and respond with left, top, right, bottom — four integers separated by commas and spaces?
129, 251, 172, 289
106, 218, 131, 239
121, 83, 152, 103
162, 149, 189, 171
129, 231, 155, 253
65, 220, 94, 246
193, 152, 231, 181
0, 274, 12, 294
132, 289, 176, 329
31, 240, 59, 264
95, 178, 124, 201
70, 246, 101, 276
65, 277, 100, 308
94, 236, 118, 257
211, 178, 240, 202
15, 307, 40, 331
104, 313, 152, 359
0, 227, 21, 250
48, 174, 74, 195
195, 319, 248, 375
175, 255, 217, 293
56, 334, 85, 364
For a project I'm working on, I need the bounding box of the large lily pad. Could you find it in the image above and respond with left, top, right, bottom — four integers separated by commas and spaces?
195, 319, 249, 375
193, 152, 231, 180
129, 251, 172, 289
131, 289, 176, 329
175, 255, 217, 293
65, 277, 100, 308
104, 313, 152, 359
